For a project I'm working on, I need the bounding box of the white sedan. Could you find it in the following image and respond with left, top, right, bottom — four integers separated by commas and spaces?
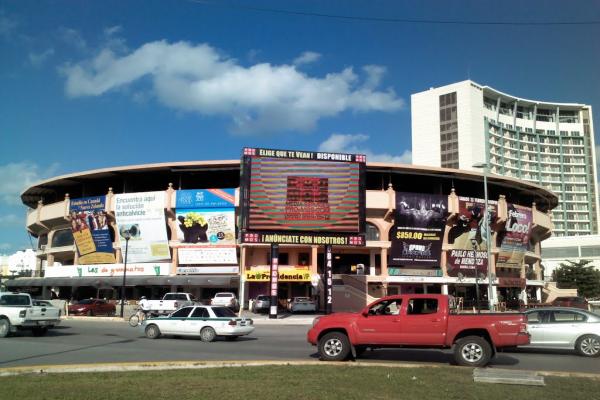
288, 297, 317, 313
140, 305, 254, 342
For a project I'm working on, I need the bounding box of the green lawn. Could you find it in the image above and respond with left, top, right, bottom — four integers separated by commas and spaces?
2, 365, 598, 400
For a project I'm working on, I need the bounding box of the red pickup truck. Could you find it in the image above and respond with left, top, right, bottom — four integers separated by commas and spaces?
307, 294, 530, 367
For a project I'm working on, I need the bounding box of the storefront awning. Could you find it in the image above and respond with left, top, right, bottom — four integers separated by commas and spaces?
3, 275, 239, 288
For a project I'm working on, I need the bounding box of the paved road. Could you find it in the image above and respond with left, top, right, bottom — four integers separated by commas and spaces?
1, 320, 599, 374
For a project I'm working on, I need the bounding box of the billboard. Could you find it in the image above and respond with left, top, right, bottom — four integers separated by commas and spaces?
446, 196, 497, 277
389, 192, 448, 267
240, 147, 366, 246
114, 191, 170, 263
69, 196, 116, 264
497, 204, 532, 269
175, 189, 237, 265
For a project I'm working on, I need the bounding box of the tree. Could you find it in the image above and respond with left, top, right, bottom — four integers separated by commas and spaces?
552, 260, 600, 299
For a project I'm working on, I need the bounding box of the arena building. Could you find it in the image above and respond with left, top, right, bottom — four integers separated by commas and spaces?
7, 154, 557, 311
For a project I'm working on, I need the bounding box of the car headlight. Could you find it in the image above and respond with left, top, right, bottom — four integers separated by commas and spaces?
312, 317, 321, 327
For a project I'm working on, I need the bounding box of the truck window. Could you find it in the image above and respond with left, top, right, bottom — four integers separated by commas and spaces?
0, 295, 31, 306
369, 299, 402, 316
407, 299, 438, 315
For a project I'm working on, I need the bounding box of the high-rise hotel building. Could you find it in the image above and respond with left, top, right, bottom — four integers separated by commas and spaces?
411, 80, 598, 236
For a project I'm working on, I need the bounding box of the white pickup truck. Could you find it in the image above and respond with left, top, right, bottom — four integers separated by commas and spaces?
0, 292, 61, 337
145, 292, 198, 316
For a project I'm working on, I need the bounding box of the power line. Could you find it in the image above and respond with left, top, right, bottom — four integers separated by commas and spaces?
186, 0, 600, 26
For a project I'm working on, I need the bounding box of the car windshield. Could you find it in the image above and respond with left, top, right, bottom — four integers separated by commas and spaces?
77, 299, 94, 304
294, 297, 310, 302
257, 295, 269, 301
212, 307, 237, 317
215, 293, 233, 298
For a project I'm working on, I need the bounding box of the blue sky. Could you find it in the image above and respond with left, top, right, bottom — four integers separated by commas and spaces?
1, 0, 599, 253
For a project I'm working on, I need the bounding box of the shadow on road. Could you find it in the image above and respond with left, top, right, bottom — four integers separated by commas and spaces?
0, 338, 136, 366
309, 348, 521, 367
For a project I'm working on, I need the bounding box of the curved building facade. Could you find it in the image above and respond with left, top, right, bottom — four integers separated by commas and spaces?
10, 158, 557, 311
412, 80, 598, 237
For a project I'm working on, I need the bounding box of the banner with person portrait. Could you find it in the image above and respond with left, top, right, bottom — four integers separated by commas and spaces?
496, 203, 532, 269
175, 189, 237, 265
69, 196, 116, 264
114, 191, 170, 263
446, 196, 497, 276
389, 192, 448, 267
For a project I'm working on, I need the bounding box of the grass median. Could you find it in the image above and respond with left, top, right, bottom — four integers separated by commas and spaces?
2, 365, 599, 400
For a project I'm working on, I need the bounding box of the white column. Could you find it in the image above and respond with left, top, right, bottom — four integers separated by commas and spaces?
536, 287, 542, 302
442, 284, 449, 295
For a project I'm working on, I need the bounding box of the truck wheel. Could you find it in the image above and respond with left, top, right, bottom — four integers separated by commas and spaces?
32, 327, 48, 337
0, 318, 10, 338
454, 336, 492, 367
145, 324, 161, 339
318, 332, 351, 361
576, 335, 600, 357
200, 327, 216, 342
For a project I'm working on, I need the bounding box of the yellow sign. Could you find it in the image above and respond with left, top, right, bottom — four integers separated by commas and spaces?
245, 268, 311, 282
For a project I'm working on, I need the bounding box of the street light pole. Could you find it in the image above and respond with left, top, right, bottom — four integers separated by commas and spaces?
119, 230, 131, 319
473, 162, 495, 311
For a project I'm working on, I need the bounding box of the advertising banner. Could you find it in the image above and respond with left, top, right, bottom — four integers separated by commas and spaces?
175, 188, 237, 265
177, 266, 239, 274
497, 204, 532, 269
69, 196, 116, 264
244, 266, 311, 282
240, 147, 366, 246
114, 191, 170, 263
389, 192, 447, 267
446, 196, 497, 276
175, 189, 235, 209
44, 263, 170, 277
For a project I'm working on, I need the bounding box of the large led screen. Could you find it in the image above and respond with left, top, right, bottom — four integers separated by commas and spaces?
240, 148, 366, 246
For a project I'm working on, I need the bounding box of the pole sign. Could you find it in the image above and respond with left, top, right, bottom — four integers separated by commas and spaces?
324, 245, 333, 314
269, 244, 279, 319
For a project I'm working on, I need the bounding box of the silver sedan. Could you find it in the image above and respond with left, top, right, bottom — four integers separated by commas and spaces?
522, 307, 600, 357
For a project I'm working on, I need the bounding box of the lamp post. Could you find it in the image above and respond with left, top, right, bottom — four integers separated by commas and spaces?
119, 229, 131, 319
472, 162, 494, 311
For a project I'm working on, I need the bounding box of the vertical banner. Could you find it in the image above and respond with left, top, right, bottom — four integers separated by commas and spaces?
69, 196, 115, 264
114, 191, 170, 263
497, 204, 532, 269
175, 189, 237, 265
447, 197, 497, 277
269, 244, 279, 319
389, 192, 447, 266
324, 245, 332, 315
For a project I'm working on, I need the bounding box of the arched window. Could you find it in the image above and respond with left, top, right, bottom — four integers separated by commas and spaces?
51, 229, 74, 248
366, 223, 380, 241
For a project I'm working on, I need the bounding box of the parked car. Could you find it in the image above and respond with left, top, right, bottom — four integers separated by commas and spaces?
551, 296, 589, 310
308, 294, 530, 366
210, 292, 239, 311
251, 295, 270, 313
141, 305, 254, 341
0, 292, 61, 337
145, 292, 198, 316
522, 307, 600, 357
288, 297, 317, 313
68, 299, 116, 316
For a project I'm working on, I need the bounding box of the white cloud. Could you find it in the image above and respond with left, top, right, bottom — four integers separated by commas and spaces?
28, 48, 55, 67
318, 133, 412, 164
0, 214, 22, 226
0, 162, 60, 205
59, 27, 87, 50
0, 243, 12, 251
104, 25, 122, 37
293, 51, 321, 66
61, 40, 404, 133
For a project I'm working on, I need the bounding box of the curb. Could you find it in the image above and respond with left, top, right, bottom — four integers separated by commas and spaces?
1, 360, 600, 380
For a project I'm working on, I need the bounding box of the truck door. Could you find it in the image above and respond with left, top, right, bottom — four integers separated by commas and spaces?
400, 297, 446, 345
355, 298, 404, 344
